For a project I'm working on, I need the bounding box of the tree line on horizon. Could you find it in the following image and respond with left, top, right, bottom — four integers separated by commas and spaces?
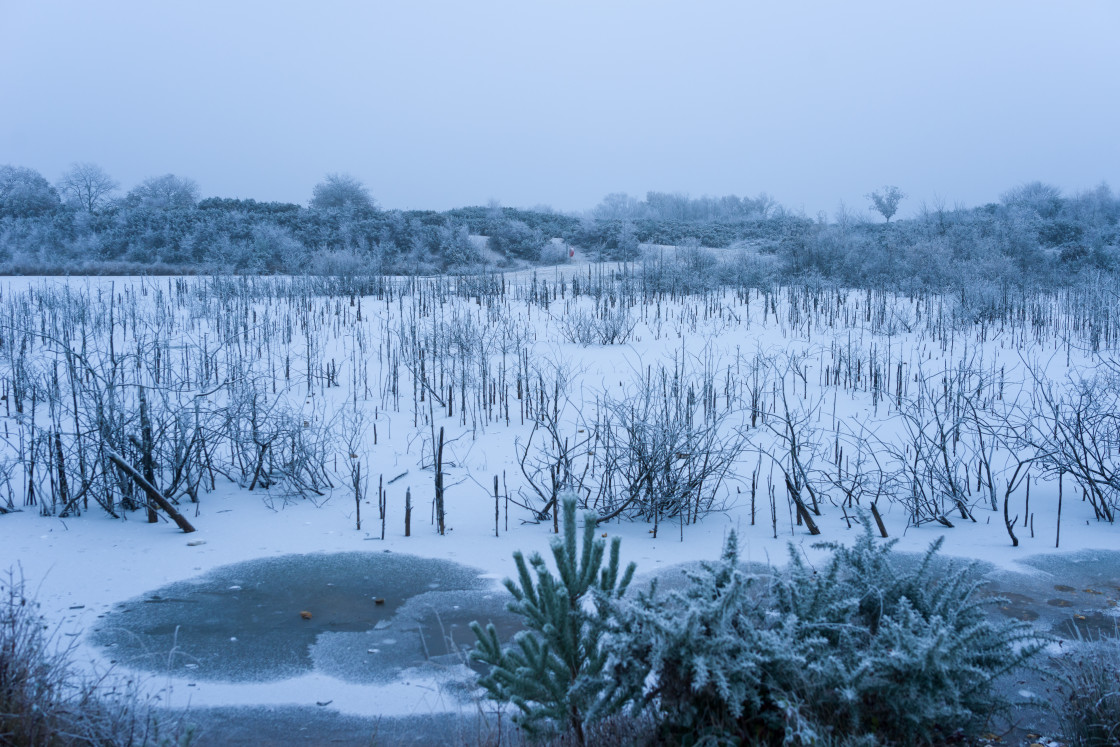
1, 163, 1118, 288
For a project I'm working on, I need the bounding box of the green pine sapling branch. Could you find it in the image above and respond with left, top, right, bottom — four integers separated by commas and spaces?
470, 494, 636, 745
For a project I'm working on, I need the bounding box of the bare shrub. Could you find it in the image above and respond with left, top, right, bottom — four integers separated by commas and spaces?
765, 368, 826, 535
513, 361, 599, 525
882, 359, 995, 528
220, 378, 335, 502
553, 302, 636, 346
1027, 368, 1120, 524
591, 364, 749, 524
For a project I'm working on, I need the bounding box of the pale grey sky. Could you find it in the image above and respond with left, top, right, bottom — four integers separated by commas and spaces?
2, 1, 1118, 217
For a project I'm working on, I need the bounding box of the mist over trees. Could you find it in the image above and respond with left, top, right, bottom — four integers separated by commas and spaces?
0, 163, 1117, 289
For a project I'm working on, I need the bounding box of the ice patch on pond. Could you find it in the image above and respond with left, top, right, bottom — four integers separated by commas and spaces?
310, 588, 522, 684
90, 552, 507, 683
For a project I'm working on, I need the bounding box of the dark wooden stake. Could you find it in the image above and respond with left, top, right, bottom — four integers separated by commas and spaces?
1056, 470, 1063, 549
405, 487, 412, 537
434, 427, 445, 535
379, 474, 386, 540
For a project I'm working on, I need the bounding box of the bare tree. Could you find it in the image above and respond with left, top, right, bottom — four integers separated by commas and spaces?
57, 163, 118, 213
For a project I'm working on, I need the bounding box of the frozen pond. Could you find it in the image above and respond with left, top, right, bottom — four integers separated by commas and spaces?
983, 549, 1120, 639
91, 551, 520, 684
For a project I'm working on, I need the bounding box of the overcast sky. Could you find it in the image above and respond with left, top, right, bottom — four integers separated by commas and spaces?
2, 1, 1118, 217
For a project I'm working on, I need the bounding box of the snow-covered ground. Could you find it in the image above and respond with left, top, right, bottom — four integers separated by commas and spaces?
1, 271, 1117, 725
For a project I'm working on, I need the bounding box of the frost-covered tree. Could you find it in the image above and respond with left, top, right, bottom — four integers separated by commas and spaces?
0, 165, 60, 219
592, 192, 644, 221
126, 174, 200, 210
487, 218, 543, 261
249, 224, 306, 272
867, 185, 906, 222
309, 173, 376, 213
471, 496, 636, 745
1000, 181, 1063, 219
57, 162, 118, 213
434, 222, 479, 267
610, 220, 640, 260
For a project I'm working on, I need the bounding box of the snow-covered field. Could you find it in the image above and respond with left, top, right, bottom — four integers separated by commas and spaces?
1, 269, 1118, 724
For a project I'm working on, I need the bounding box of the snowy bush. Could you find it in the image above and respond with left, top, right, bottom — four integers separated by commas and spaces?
600, 519, 1046, 745
539, 239, 571, 265
470, 496, 636, 745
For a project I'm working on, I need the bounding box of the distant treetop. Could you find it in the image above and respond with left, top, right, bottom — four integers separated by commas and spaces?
0, 165, 61, 219
126, 174, 200, 210
310, 173, 376, 213
867, 185, 906, 223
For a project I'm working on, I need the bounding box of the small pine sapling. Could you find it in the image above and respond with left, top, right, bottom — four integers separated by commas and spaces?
470, 494, 636, 745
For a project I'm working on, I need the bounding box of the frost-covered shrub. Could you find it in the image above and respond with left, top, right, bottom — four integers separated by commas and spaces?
591, 375, 749, 525
1053, 636, 1120, 747
470, 496, 636, 745
601, 519, 1045, 745
539, 239, 571, 265
0, 569, 193, 746
554, 302, 636, 346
